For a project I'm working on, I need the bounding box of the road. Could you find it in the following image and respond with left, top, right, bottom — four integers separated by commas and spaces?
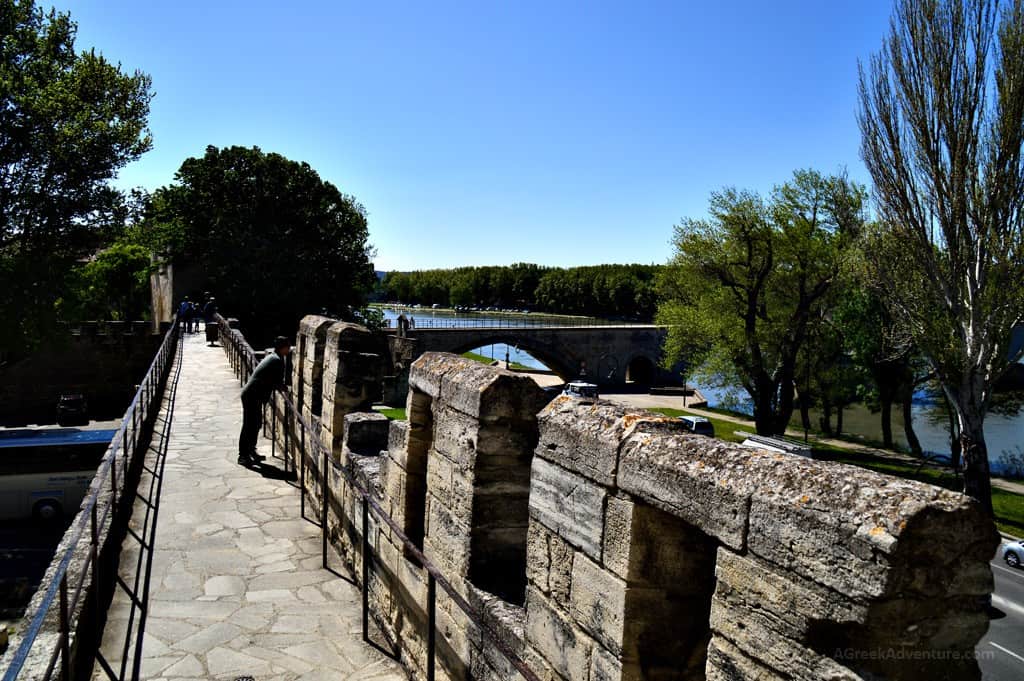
981, 551, 1024, 680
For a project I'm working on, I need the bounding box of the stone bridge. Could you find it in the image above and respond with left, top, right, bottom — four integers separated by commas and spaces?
388, 325, 677, 387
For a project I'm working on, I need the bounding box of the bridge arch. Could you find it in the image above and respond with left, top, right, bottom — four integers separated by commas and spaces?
444, 334, 578, 381
625, 353, 658, 385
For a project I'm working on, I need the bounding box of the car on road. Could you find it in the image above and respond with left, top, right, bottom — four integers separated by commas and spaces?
1004, 539, 1024, 568
562, 382, 599, 399
678, 415, 715, 437
56, 393, 88, 427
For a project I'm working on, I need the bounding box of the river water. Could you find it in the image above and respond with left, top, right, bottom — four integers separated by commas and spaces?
380, 307, 1023, 474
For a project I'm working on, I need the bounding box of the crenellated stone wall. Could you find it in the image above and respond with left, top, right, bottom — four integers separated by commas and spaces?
276, 315, 999, 681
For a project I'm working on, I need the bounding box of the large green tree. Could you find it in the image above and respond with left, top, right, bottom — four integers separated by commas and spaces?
858, 0, 1024, 512
0, 0, 153, 352
657, 170, 866, 435
146, 145, 375, 344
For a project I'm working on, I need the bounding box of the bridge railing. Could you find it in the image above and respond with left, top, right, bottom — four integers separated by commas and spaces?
378, 311, 653, 330
1, 318, 182, 681
216, 316, 541, 681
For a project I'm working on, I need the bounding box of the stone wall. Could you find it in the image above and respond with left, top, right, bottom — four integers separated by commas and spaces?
272, 316, 999, 681
0, 322, 162, 426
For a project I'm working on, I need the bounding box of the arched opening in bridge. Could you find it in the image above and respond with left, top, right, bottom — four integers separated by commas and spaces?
625, 355, 656, 386
463, 343, 550, 371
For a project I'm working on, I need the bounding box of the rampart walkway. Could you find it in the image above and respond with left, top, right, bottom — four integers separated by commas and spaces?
96, 333, 403, 681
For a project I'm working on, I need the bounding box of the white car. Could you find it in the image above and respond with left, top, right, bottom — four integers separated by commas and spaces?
562, 382, 599, 399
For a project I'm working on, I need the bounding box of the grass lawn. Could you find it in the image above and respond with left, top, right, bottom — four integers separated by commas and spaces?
378, 407, 406, 421
647, 407, 747, 443
461, 351, 535, 371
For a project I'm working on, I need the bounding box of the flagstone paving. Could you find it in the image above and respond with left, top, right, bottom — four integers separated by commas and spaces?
95, 332, 405, 681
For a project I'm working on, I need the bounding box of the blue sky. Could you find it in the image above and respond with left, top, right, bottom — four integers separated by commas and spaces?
55, 1, 893, 271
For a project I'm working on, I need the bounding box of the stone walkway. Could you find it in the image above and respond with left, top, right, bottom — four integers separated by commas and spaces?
96, 333, 405, 681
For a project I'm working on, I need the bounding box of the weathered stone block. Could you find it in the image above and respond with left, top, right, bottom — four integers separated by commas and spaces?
424, 497, 472, 578
617, 429, 756, 550
425, 449, 474, 525
387, 419, 410, 466
529, 457, 606, 560
342, 411, 389, 455
601, 495, 634, 580
589, 645, 623, 681
524, 586, 595, 680
569, 555, 627, 656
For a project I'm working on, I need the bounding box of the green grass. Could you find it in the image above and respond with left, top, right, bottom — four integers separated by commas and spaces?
460, 351, 535, 371
378, 407, 406, 421
647, 407, 747, 443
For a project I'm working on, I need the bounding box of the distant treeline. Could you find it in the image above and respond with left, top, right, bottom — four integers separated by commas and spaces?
380, 263, 661, 320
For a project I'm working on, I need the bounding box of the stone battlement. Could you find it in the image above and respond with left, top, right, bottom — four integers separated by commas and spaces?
271, 314, 999, 681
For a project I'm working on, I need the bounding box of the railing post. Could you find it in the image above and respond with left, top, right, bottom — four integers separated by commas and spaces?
91, 504, 99, 635
284, 405, 291, 473
110, 451, 118, 526
58, 575, 70, 681
427, 572, 436, 681
271, 399, 277, 460
299, 418, 306, 519
321, 447, 329, 569
362, 496, 369, 643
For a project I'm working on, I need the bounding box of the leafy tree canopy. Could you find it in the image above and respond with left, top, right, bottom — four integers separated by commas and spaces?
0, 0, 153, 351
657, 169, 866, 435
144, 145, 375, 344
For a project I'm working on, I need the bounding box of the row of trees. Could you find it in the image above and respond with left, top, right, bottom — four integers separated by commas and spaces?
380, 263, 660, 320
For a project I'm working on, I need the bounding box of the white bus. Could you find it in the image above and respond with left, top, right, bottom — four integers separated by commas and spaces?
0, 428, 114, 522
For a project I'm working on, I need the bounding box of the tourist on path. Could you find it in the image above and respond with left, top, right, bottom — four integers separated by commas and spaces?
202, 295, 218, 345
178, 297, 193, 333
238, 336, 291, 467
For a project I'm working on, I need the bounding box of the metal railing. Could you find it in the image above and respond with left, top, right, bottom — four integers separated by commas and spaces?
216, 316, 540, 681
378, 312, 655, 330
1, 319, 182, 681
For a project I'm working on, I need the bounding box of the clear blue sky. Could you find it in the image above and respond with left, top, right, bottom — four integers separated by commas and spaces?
55, 0, 893, 271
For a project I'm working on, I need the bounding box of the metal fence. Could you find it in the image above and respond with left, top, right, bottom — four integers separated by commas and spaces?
216, 316, 540, 681
1, 319, 182, 681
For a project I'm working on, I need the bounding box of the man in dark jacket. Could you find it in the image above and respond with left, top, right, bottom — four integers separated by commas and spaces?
238, 336, 291, 466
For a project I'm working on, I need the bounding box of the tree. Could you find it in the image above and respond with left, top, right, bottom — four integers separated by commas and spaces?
657, 170, 866, 435
145, 146, 375, 345
858, 0, 1024, 512
60, 241, 152, 321
0, 0, 153, 352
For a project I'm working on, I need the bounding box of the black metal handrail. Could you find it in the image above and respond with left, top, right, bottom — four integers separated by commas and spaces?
216, 318, 540, 681
1, 319, 182, 681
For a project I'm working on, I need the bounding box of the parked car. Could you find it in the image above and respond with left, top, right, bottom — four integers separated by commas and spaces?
678, 415, 715, 437
562, 382, 599, 399
1004, 539, 1024, 568
56, 393, 88, 427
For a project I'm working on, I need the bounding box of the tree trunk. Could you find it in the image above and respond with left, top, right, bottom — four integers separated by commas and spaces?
773, 368, 796, 435
799, 392, 812, 433
959, 422, 993, 515
945, 396, 962, 471
835, 405, 844, 437
901, 388, 923, 458
880, 395, 893, 449
752, 375, 776, 436
818, 398, 833, 437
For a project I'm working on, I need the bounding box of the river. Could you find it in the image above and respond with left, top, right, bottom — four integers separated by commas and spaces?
380, 307, 1023, 475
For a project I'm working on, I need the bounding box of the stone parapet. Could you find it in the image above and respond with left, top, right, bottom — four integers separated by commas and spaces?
263, 332, 998, 681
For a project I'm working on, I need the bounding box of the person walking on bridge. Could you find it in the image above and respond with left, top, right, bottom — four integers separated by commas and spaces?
238, 336, 291, 467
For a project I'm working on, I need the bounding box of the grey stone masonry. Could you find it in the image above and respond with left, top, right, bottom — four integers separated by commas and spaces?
244, 321, 998, 681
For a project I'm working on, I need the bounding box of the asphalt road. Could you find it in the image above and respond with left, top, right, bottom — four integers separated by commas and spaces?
979, 550, 1024, 679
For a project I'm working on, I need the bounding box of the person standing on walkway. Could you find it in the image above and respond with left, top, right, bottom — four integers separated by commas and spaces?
202, 295, 218, 345
238, 336, 292, 466
178, 296, 193, 333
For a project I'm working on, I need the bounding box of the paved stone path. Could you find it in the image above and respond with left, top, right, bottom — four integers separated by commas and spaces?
96, 333, 405, 681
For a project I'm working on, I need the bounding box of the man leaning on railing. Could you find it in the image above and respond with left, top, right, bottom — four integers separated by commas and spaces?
238, 335, 292, 467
